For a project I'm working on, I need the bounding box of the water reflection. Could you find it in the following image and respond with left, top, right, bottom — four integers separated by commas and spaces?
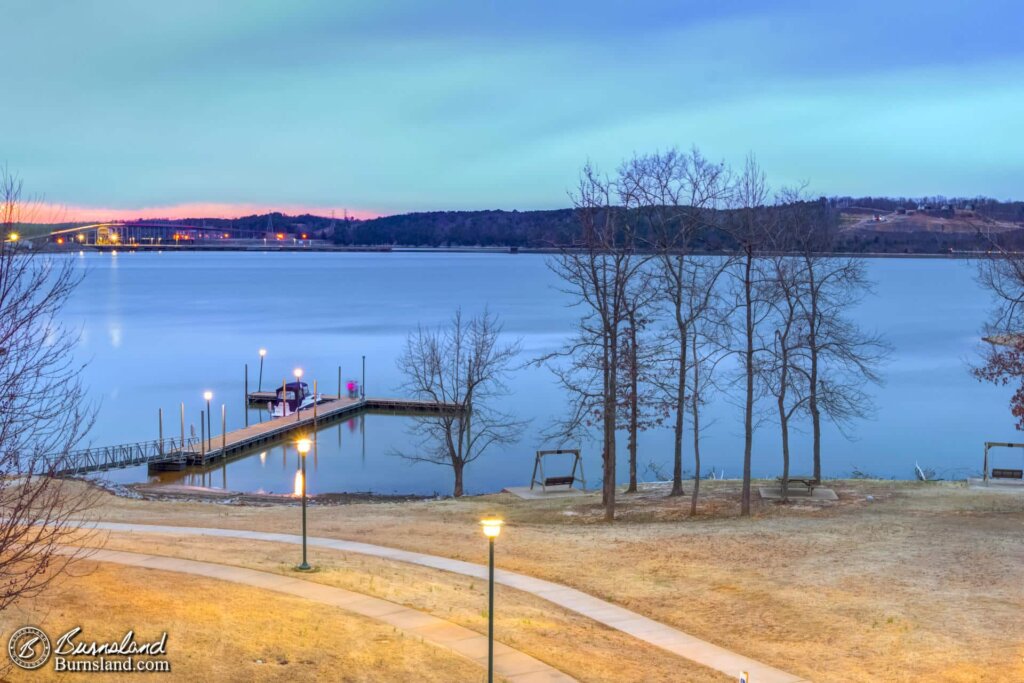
67, 252, 1016, 493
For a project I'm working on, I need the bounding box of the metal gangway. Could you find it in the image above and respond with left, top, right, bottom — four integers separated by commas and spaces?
48, 436, 202, 476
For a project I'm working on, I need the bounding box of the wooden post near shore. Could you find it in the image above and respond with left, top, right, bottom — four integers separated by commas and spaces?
200, 410, 205, 459
362, 355, 365, 398
158, 408, 163, 455
338, 366, 341, 401
244, 363, 249, 427
221, 404, 226, 453
180, 403, 185, 448
313, 380, 318, 430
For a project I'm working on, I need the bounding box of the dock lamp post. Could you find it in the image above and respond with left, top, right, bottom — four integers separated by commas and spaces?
480, 518, 503, 683
203, 391, 213, 451
258, 348, 267, 392
296, 438, 312, 571
293, 368, 303, 422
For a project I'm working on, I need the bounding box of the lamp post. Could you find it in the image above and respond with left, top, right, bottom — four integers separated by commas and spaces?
480, 518, 503, 683
296, 437, 312, 571
203, 391, 213, 452
258, 348, 267, 392
293, 368, 303, 422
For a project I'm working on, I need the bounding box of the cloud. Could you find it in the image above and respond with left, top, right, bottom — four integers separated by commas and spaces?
33, 202, 380, 223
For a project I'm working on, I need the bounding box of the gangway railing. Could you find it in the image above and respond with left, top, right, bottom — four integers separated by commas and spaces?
47, 436, 202, 476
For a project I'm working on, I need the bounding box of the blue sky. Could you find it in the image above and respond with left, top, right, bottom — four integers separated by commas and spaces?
3, 0, 1023, 218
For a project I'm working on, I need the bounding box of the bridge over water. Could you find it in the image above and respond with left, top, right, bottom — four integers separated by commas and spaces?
47, 221, 305, 246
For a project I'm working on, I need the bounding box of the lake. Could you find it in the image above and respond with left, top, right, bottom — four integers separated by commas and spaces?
56, 251, 1013, 495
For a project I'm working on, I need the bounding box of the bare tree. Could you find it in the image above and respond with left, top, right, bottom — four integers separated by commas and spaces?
725, 154, 774, 516
542, 163, 650, 521
760, 251, 808, 501
617, 282, 664, 493
785, 193, 889, 480
0, 165, 98, 612
686, 294, 730, 514
395, 308, 524, 496
622, 148, 732, 498
973, 237, 1024, 426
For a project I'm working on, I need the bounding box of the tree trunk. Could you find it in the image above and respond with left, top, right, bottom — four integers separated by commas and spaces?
741, 249, 754, 516
627, 322, 639, 493
603, 332, 618, 521
690, 332, 701, 516
453, 459, 464, 497
670, 328, 687, 496
778, 353, 790, 503
808, 266, 822, 483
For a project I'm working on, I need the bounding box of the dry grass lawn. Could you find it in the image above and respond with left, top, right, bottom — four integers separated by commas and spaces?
0, 562, 483, 682
61, 479, 1024, 681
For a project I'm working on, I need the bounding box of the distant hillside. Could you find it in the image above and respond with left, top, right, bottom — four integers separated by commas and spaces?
333, 209, 579, 247
22, 196, 1024, 254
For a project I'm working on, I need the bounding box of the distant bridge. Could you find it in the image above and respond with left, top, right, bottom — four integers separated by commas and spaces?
47, 222, 305, 246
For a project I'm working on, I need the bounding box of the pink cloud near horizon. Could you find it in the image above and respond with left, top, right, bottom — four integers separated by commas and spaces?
31, 201, 383, 223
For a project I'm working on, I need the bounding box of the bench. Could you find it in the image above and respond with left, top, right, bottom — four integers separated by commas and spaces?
543, 475, 576, 488
777, 475, 819, 494
992, 468, 1024, 479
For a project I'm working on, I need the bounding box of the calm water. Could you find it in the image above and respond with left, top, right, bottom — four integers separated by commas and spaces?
56, 251, 1014, 495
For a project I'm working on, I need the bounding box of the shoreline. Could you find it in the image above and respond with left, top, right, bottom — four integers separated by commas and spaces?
31, 242, 990, 259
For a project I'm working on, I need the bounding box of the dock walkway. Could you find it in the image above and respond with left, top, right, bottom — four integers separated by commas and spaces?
52, 397, 459, 475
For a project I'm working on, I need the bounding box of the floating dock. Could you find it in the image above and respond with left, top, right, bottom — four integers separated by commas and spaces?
53, 396, 460, 476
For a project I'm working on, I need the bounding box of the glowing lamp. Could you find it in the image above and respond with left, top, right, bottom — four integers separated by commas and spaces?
293, 368, 303, 380
296, 438, 311, 456
203, 391, 213, 401
7, 232, 18, 242
259, 348, 267, 357
480, 518, 503, 539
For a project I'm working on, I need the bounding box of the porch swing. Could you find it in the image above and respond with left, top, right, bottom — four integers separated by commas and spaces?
530, 449, 586, 492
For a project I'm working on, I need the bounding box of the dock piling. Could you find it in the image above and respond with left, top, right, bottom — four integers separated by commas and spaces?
362, 355, 365, 398
244, 364, 249, 427
200, 410, 206, 459
221, 404, 226, 454
158, 408, 163, 455
180, 403, 185, 447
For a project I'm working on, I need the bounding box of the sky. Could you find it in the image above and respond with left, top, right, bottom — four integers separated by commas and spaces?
3, 0, 1024, 220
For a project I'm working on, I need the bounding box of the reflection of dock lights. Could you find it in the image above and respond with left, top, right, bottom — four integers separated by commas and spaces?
293, 469, 303, 496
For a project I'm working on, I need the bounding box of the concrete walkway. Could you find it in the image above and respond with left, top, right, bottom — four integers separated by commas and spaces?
63, 546, 574, 683
89, 522, 808, 683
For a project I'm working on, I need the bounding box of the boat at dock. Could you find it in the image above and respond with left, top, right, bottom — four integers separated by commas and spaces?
267, 381, 321, 417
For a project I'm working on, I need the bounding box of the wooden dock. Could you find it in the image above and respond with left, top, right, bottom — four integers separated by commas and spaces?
51, 397, 460, 475
189, 396, 459, 466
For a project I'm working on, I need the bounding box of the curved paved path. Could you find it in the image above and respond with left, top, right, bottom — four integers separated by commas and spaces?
89, 522, 807, 683
63, 546, 574, 683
